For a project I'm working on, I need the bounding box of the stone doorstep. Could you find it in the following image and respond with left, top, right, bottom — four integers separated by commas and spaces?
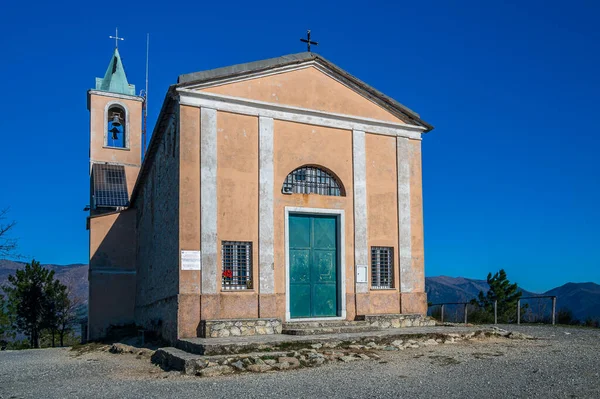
282, 320, 370, 329
176, 326, 498, 356
361, 313, 428, 321
282, 325, 383, 336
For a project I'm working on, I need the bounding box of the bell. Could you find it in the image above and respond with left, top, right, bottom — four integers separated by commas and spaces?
109, 126, 120, 140
111, 114, 122, 127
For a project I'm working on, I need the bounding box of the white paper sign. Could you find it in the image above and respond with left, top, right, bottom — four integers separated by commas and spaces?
181, 250, 201, 270
356, 265, 368, 283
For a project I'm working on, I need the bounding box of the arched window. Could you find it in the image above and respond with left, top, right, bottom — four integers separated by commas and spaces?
282, 166, 344, 196
106, 104, 127, 148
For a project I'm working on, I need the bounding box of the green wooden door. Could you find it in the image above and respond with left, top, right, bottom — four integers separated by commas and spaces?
289, 214, 338, 318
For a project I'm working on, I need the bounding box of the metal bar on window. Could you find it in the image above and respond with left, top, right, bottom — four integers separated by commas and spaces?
371, 247, 394, 289
222, 241, 252, 290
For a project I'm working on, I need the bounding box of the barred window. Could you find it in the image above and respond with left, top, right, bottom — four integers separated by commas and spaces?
371, 247, 394, 289
222, 241, 252, 290
282, 166, 343, 196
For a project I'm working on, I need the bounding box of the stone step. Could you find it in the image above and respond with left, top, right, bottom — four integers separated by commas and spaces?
281, 325, 383, 336
282, 320, 369, 329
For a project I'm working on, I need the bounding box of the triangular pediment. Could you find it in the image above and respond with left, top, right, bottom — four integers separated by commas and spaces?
177, 53, 432, 130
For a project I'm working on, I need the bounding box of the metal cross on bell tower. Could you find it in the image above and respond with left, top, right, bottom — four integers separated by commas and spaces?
109, 27, 125, 48
300, 30, 318, 52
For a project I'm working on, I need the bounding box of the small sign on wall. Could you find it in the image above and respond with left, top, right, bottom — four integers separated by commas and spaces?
356, 265, 368, 283
181, 250, 201, 270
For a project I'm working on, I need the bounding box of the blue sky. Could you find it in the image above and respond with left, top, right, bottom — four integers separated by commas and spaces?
0, 0, 598, 292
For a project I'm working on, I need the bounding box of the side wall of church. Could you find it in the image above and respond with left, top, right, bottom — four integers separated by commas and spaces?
134, 111, 181, 343
178, 105, 202, 338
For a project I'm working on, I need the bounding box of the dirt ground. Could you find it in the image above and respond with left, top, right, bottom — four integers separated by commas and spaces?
1, 325, 599, 398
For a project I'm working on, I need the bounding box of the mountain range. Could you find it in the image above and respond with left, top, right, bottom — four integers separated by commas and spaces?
0, 260, 88, 305
426, 276, 600, 322
1, 260, 598, 323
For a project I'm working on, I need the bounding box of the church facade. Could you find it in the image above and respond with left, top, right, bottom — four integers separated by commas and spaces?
87, 50, 433, 343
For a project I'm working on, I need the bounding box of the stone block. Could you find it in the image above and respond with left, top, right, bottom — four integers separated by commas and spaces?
247, 364, 272, 373
200, 365, 234, 377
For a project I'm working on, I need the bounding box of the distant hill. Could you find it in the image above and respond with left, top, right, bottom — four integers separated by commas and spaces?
544, 282, 600, 321
0, 260, 88, 305
426, 276, 600, 322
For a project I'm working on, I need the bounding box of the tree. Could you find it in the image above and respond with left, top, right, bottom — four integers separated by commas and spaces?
53, 284, 80, 347
0, 294, 13, 348
0, 208, 18, 257
557, 308, 579, 325
3, 259, 56, 348
472, 269, 524, 323
42, 279, 64, 347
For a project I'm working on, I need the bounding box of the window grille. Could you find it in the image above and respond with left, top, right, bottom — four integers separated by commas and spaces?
282, 166, 342, 196
371, 247, 394, 289
92, 164, 129, 208
222, 241, 252, 290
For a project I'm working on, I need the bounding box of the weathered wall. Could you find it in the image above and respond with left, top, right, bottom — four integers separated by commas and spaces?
201, 67, 404, 124
178, 105, 202, 338
362, 133, 400, 315
134, 111, 181, 343
88, 210, 136, 339
273, 121, 355, 320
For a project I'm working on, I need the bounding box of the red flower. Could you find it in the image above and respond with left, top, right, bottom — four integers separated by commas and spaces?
222, 270, 233, 279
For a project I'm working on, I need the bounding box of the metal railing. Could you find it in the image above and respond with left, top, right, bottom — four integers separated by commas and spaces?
429, 295, 557, 325
517, 296, 557, 325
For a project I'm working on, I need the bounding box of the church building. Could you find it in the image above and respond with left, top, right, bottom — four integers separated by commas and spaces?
87, 47, 434, 343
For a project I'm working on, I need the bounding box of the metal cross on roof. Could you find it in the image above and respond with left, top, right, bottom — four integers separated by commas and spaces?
300, 30, 318, 52
109, 28, 125, 48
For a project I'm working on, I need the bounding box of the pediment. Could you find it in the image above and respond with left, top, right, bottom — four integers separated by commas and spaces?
177, 54, 432, 130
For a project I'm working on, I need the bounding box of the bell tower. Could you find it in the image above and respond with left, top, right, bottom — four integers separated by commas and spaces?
88, 47, 143, 213
86, 43, 143, 340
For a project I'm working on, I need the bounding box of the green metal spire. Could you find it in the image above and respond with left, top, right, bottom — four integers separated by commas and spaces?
95, 48, 136, 95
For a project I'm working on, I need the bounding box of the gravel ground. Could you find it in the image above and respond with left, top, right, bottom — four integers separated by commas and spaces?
1, 325, 599, 399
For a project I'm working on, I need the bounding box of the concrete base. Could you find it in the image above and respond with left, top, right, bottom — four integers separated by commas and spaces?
176, 325, 495, 356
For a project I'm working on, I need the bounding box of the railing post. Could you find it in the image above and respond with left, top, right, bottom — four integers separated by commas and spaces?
494, 300, 498, 325
517, 299, 521, 325
464, 303, 468, 324
441, 304, 444, 323
552, 297, 556, 325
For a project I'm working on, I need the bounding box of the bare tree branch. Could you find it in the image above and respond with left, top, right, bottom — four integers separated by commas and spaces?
0, 208, 18, 257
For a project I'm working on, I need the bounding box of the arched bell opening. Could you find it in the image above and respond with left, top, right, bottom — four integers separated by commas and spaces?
106, 104, 127, 148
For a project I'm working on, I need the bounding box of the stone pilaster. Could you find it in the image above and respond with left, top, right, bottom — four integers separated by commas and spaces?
353, 129, 369, 294
200, 108, 218, 295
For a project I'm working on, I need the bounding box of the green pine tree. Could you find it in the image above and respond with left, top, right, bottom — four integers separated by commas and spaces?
0, 293, 13, 348
3, 259, 57, 348
473, 269, 524, 323
52, 283, 75, 347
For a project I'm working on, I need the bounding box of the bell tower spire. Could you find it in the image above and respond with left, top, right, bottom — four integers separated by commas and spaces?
95, 47, 136, 96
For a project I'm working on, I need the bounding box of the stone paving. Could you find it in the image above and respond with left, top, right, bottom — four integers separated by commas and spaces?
155, 325, 531, 377
177, 324, 493, 355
